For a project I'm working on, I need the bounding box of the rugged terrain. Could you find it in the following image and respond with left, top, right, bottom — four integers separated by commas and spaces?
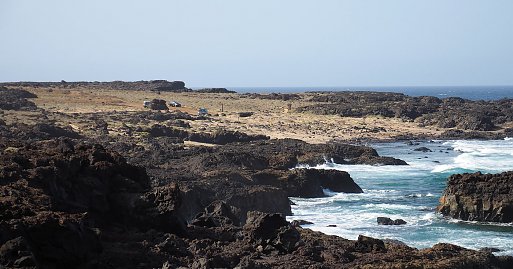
1, 83, 513, 268
3, 81, 513, 143
437, 171, 513, 223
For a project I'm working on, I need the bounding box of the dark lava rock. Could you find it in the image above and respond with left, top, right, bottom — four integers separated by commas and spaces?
153, 80, 188, 92
205, 139, 407, 169
290, 219, 314, 227
480, 247, 502, 253
0, 87, 37, 110
188, 129, 269, 145
191, 200, 241, 227
252, 168, 362, 198
196, 88, 236, 93
437, 171, 513, 222
438, 129, 504, 140
297, 91, 513, 132
32, 123, 81, 139
145, 124, 189, 139
238, 111, 254, 117
149, 99, 169, 110
377, 217, 407, 225
413, 147, 432, 152
0, 138, 187, 268
354, 235, 386, 253
244, 211, 300, 254
241, 93, 301, 101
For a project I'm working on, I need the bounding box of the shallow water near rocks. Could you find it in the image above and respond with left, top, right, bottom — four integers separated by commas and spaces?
288, 139, 513, 255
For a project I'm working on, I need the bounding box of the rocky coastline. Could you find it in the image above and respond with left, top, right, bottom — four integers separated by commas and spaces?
437, 171, 513, 223
1, 84, 513, 268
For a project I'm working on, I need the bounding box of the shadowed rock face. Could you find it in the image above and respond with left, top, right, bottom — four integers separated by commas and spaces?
437, 171, 513, 222
251, 168, 362, 198
0, 139, 185, 268
0, 87, 37, 111
187, 129, 270, 145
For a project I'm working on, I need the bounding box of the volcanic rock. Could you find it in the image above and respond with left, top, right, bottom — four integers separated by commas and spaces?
413, 147, 432, 152
244, 211, 300, 254
0, 87, 37, 111
196, 88, 236, 93
437, 171, 513, 222
187, 129, 269, 145
149, 99, 169, 110
252, 168, 362, 198
377, 217, 407, 225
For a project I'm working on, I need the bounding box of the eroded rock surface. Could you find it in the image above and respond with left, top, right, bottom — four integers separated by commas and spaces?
437, 171, 513, 222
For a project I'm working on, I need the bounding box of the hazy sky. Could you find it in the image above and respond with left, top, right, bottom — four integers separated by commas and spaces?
1, 0, 512, 87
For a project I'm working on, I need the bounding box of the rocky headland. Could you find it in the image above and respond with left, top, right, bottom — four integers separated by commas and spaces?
437, 171, 513, 223
1, 84, 513, 268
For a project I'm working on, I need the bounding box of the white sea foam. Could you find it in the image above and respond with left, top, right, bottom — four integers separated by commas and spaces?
290, 140, 513, 254
431, 139, 513, 173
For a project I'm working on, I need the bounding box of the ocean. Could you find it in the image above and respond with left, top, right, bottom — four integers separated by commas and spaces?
227, 85, 513, 254
228, 85, 513, 100
288, 139, 513, 255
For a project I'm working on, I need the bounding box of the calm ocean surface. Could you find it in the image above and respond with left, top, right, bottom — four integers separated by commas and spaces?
229, 86, 513, 100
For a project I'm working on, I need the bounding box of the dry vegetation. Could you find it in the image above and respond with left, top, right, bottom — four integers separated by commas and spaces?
20, 86, 445, 143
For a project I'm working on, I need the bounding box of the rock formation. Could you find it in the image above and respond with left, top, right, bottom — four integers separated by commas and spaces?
377, 217, 407, 225
0, 87, 38, 111
297, 91, 513, 132
437, 171, 513, 222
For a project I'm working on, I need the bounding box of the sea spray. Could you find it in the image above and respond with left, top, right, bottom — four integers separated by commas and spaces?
288, 139, 513, 255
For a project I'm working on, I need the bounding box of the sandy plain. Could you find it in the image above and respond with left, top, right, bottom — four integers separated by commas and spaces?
15, 86, 445, 144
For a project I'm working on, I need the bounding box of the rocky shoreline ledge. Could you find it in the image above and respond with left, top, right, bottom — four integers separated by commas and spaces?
437, 171, 513, 223
1, 138, 512, 268
1, 85, 513, 268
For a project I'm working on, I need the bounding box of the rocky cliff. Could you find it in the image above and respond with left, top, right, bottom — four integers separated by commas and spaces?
437, 171, 513, 222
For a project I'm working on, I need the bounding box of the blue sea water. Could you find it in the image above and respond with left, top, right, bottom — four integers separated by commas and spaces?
229, 86, 513, 100
288, 139, 513, 255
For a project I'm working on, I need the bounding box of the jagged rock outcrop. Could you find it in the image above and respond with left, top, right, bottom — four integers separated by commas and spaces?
252, 168, 362, 198
377, 217, 407, 225
153, 80, 188, 92
187, 129, 270, 145
241, 93, 301, 101
0, 87, 37, 110
0, 139, 186, 268
297, 91, 513, 132
149, 99, 169, 110
1, 80, 190, 92
145, 124, 188, 139
437, 171, 513, 222
195, 88, 236, 93
244, 211, 300, 254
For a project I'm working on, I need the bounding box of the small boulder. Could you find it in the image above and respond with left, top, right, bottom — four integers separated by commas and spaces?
377, 217, 407, 225
413, 147, 432, 152
290, 219, 314, 227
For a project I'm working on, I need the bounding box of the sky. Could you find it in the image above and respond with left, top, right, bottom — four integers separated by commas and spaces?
1, 0, 512, 87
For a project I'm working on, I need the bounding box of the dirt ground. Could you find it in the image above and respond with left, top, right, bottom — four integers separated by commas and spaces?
19, 86, 443, 143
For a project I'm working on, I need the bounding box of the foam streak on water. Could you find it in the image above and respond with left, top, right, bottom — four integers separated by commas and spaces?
288, 139, 513, 255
